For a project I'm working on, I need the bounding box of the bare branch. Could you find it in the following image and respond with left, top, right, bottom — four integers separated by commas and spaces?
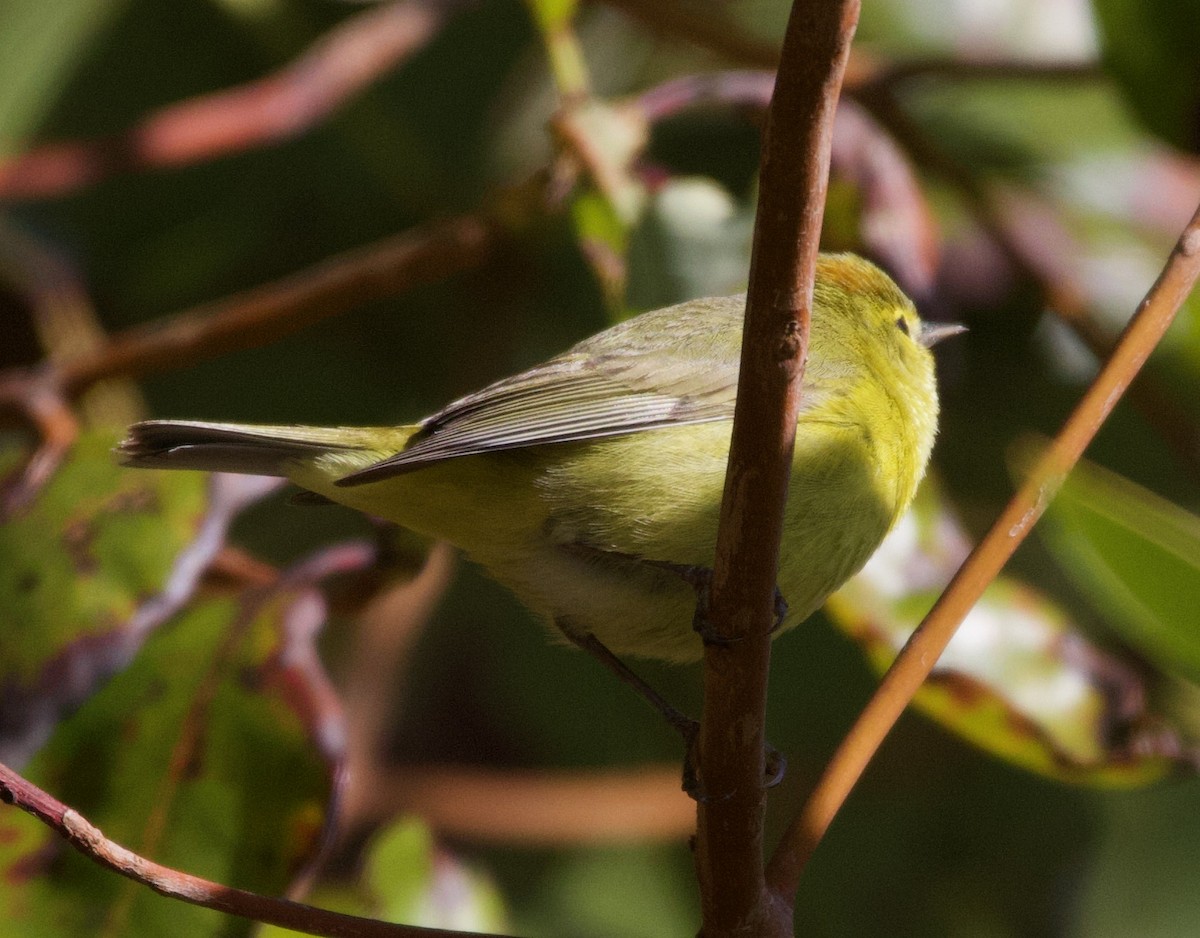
633, 70, 775, 122
354, 764, 694, 845
56, 215, 496, 396
694, 2, 860, 936
766, 199, 1200, 898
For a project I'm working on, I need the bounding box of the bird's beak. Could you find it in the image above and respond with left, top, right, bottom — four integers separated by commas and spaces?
918, 322, 967, 348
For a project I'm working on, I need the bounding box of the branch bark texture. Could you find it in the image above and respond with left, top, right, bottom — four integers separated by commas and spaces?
694, 2, 860, 936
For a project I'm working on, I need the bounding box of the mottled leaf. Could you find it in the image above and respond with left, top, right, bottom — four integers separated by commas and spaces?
0, 584, 343, 937
827, 482, 1190, 786
0, 432, 274, 764
260, 819, 507, 937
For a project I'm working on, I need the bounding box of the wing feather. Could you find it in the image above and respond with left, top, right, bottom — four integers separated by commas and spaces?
336, 295, 825, 486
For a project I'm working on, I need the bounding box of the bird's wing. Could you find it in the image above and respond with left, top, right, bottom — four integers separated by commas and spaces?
337, 297, 776, 486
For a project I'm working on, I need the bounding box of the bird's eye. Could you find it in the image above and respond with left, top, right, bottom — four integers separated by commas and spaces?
895, 316, 910, 337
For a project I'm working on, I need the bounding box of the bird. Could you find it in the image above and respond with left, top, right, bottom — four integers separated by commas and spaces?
119, 254, 960, 667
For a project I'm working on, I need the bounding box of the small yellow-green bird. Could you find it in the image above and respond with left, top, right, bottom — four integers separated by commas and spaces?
120, 254, 959, 664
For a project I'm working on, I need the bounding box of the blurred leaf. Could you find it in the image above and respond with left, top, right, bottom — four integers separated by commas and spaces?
525, 0, 579, 33
1092, 0, 1200, 152
0, 432, 214, 765
1029, 448, 1200, 684
0, 588, 340, 937
262, 818, 508, 936
571, 185, 631, 313
515, 845, 696, 938
561, 101, 648, 226
626, 176, 752, 310
0, 0, 128, 151
560, 99, 650, 312
827, 481, 1189, 786
1076, 779, 1200, 937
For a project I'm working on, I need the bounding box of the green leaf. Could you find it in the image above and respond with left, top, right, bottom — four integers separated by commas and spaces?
626, 177, 752, 311
259, 818, 508, 936
0, 0, 128, 151
571, 184, 631, 311
524, 0, 579, 34
0, 432, 214, 763
0, 588, 340, 937
1034, 452, 1200, 684
827, 480, 1189, 786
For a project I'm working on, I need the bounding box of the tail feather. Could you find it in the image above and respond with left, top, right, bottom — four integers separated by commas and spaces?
117, 420, 389, 477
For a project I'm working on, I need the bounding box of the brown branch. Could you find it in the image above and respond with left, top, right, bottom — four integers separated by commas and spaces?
203, 545, 282, 591
355, 764, 694, 845
766, 199, 1200, 899
56, 214, 496, 396
694, 2, 859, 936
0, 0, 473, 201
0, 762, 506, 938
634, 70, 775, 122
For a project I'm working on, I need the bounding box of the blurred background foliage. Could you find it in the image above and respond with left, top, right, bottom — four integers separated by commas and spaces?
1, 0, 1200, 935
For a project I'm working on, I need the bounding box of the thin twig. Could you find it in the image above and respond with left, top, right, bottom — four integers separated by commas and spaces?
766, 200, 1200, 900
0, 762, 506, 938
0, 0, 474, 201
634, 70, 775, 122
694, 2, 859, 936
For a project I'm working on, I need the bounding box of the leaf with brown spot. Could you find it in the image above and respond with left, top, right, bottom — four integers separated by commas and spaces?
0, 432, 273, 765
827, 481, 1194, 786
0, 584, 343, 936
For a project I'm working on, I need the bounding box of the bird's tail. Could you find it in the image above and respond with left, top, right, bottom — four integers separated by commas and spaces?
117, 420, 412, 477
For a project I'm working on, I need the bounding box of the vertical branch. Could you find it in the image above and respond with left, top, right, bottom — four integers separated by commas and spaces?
694, 2, 861, 936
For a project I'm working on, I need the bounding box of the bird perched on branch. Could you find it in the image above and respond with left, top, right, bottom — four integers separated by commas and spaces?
120, 253, 960, 665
